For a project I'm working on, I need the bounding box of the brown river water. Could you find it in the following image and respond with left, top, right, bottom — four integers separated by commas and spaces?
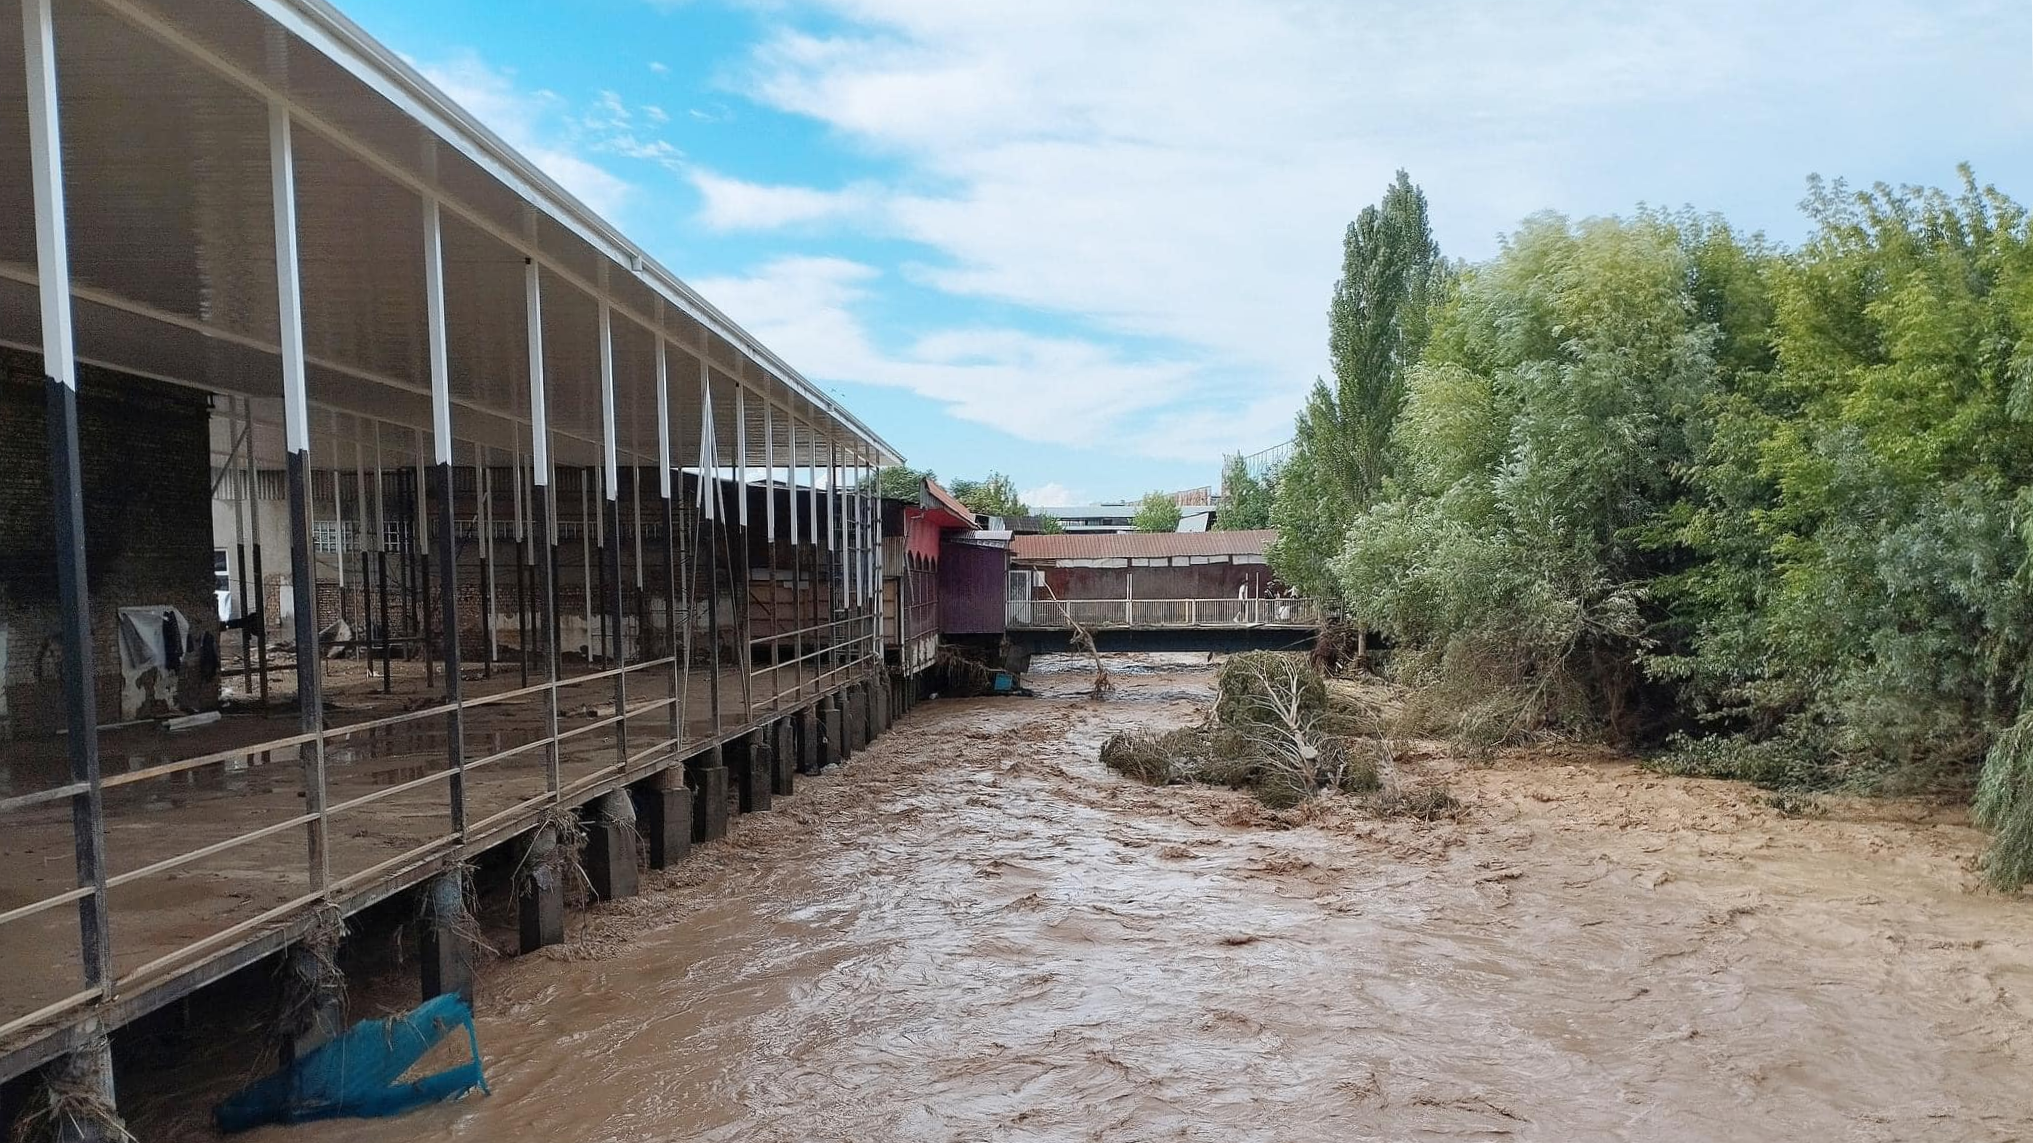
135, 655, 2033, 1141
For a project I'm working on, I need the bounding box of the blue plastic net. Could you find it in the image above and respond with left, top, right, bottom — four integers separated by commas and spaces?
215, 993, 490, 1133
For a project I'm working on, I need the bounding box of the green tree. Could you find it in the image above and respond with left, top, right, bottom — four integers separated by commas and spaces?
1215, 454, 1274, 530
1647, 172, 2033, 884
863, 465, 936, 500
950, 472, 1028, 517
1270, 170, 1444, 598
1333, 209, 1742, 744
1133, 491, 1181, 533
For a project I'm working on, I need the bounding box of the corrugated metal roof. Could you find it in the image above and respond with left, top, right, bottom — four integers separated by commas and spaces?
922, 477, 977, 526
1010, 530, 1276, 561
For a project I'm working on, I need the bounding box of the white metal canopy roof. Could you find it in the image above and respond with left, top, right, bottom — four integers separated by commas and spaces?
0, 0, 901, 472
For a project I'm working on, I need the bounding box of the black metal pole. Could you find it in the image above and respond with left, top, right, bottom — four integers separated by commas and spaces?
283, 444, 327, 883
703, 478, 722, 733
663, 487, 679, 743
516, 541, 529, 689
533, 475, 560, 797
433, 459, 464, 837
609, 472, 626, 766
359, 548, 370, 658
378, 549, 392, 694
253, 540, 270, 705
421, 509, 435, 691
236, 540, 253, 692
484, 457, 497, 679
46, 374, 111, 991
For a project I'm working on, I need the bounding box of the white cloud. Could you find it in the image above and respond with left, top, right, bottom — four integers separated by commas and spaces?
418, 51, 636, 219
697, 0, 2024, 452
690, 172, 880, 230
649, 61, 670, 74
692, 256, 1235, 455
1020, 483, 1082, 508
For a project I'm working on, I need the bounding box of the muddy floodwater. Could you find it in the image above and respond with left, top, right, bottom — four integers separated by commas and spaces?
142, 655, 2033, 1141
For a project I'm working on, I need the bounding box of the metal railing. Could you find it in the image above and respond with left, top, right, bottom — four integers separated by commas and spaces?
1005, 596, 1321, 630
0, 643, 879, 1047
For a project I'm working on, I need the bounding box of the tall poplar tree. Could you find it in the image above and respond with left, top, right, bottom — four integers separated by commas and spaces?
1269, 171, 1443, 598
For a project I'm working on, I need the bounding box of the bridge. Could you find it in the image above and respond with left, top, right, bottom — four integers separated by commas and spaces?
1005, 596, 1324, 654
1001, 530, 1321, 653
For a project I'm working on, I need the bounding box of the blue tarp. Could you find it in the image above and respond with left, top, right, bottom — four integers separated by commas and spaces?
215, 993, 489, 1133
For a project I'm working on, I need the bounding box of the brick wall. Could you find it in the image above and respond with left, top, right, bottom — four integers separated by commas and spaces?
0, 347, 219, 738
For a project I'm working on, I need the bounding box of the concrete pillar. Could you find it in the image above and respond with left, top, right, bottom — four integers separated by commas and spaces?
729, 732, 772, 814
872, 676, 890, 737
798, 705, 821, 774
634, 768, 692, 868
419, 871, 474, 1001
40, 1033, 121, 1143
770, 719, 796, 797
848, 682, 869, 752
585, 791, 639, 901
280, 942, 345, 1064
517, 825, 566, 954
688, 745, 730, 842
823, 695, 845, 765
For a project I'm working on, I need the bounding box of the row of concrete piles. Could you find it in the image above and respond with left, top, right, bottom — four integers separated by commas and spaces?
22, 674, 928, 1143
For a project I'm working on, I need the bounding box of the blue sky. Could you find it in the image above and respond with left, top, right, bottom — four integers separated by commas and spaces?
340, 0, 2033, 507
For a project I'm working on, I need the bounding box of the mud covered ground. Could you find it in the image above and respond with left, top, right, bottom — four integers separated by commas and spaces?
135, 655, 2033, 1141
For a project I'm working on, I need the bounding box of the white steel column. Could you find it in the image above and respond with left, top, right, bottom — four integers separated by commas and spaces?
735, 387, 749, 528
698, 352, 722, 729
270, 97, 331, 892
656, 337, 680, 741
763, 402, 777, 707
734, 384, 752, 718
764, 403, 776, 543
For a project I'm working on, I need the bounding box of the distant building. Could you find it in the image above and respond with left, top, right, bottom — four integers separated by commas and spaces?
1005, 529, 1284, 626
1032, 504, 1138, 533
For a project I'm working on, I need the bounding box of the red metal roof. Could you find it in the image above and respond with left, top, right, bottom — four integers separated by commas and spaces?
1010, 529, 1276, 561
921, 478, 977, 530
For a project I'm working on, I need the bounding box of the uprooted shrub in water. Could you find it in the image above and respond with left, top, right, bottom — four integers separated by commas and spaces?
1100, 727, 1208, 785
1215, 652, 1328, 732
1102, 654, 1404, 813
1366, 783, 1464, 821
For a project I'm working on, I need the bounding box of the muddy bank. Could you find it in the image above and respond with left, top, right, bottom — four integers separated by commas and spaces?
130, 655, 2033, 1141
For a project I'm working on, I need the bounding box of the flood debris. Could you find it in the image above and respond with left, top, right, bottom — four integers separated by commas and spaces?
1099, 651, 1458, 817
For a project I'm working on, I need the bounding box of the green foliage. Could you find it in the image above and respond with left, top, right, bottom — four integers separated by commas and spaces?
1334, 210, 1719, 744
1133, 491, 1181, 532
1035, 514, 1066, 535
1270, 170, 1445, 598
1216, 455, 1274, 530
864, 465, 935, 501
1298, 167, 2033, 883
949, 471, 1028, 518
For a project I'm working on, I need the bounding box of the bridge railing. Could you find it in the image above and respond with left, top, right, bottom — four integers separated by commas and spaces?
1006, 597, 1322, 630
